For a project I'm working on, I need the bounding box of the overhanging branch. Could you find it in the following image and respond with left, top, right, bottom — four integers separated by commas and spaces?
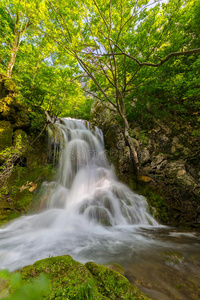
103, 46, 200, 67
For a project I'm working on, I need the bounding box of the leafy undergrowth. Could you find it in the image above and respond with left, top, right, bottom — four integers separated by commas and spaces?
0, 255, 150, 300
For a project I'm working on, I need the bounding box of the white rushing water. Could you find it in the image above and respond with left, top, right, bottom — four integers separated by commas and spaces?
0, 118, 159, 271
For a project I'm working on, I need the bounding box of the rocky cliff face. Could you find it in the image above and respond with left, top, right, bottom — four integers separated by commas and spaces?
91, 100, 200, 227
0, 74, 51, 224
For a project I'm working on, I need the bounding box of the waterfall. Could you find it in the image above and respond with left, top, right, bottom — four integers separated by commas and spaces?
48, 118, 157, 226
0, 118, 158, 271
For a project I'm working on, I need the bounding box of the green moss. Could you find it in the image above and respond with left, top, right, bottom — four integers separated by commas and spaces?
11, 102, 30, 129
26, 135, 48, 169
0, 270, 49, 299
13, 130, 28, 150
127, 177, 137, 190
29, 108, 46, 132
0, 96, 14, 118
0, 270, 10, 298
85, 262, 149, 300
18, 255, 103, 300
0, 121, 13, 151
0, 188, 21, 225
13, 189, 33, 212
0, 162, 54, 225
136, 184, 169, 224
0, 256, 150, 300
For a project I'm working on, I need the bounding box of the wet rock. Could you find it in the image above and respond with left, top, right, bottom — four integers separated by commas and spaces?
88, 206, 112, 226
166, 160, 196, 186
103, 263, 125, 275
118, 146, 132, 175
139, 149, 151, 165
185, 157, 200, 181
159, 134, 172, 152
171, 136, 189, 155
161, 251, 184, 266
154, 119, 172, 135
91, 100, 136, 187
151, 154, 168, 171
104, 125, 124, 150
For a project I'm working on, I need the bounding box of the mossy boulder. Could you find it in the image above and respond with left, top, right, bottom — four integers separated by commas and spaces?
0, 255, 149, 299
85, 261, 149, 299
17, 255, 102, 300
0, 120, 13, 151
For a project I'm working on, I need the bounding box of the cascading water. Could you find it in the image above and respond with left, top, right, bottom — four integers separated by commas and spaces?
48, 118, 157, 227
0, 118, 157, 271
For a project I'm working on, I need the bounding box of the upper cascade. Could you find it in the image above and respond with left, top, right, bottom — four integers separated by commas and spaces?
47, 118, 158, 227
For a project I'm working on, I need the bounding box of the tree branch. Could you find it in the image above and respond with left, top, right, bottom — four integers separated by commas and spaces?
103, 46, 200, 67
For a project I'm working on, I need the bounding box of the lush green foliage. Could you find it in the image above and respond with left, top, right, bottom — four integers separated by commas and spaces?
0, 0, 92, 119
0, 269, 49, 300
0, 0, 199, 124
126, 0, 200, 130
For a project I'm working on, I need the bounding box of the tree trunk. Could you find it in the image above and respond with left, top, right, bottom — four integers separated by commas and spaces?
121, 113, 139, 175
7, 49, 17, 78
118, 96, 139, 175
6, 31, 19, 78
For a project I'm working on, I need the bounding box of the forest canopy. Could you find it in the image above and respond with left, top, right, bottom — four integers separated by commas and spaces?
0, 0, 199, 128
